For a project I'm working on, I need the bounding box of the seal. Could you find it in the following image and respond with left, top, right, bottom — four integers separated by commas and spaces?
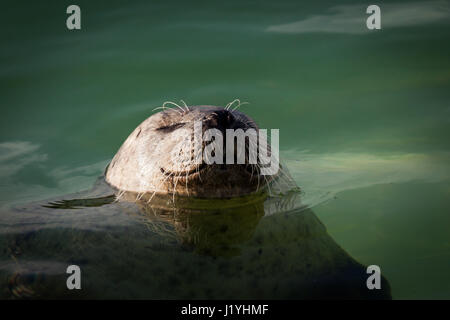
105, 104, 280, 199
1, 102, 392, 299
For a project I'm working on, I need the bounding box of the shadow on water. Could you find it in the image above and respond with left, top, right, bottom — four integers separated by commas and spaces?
0, 178, 391, 299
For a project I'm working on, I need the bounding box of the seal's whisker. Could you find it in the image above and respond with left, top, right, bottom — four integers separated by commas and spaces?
274, 165, 295, 189
136, 192, 144, 201
153, 170, 176, 201
172, 168, 185, 202
146, 190, 158, 204
115, 190, 126, 202
196, 162, 203, 183
153, 104, 181, 115
180, 99, 189, 112
260, 169, 273, 196
153, 106, 175, 112
225, 99, 240, 111
163, 101, 185, 114
232, 101, 249, 111
256, 164, 261, 192
185, 171, 190, 196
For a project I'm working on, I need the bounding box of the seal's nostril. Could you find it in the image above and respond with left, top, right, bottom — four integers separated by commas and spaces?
225, 112, 235, 126
210, 109, 234, 129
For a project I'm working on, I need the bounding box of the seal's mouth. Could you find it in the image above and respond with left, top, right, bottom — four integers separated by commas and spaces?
160, 163, 207, 177
160, 163, 258, 179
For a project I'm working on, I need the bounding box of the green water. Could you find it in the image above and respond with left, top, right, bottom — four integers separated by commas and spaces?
1, 0, 449, 299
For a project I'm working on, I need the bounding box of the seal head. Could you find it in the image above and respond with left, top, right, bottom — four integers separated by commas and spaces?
105, 105, 274, 198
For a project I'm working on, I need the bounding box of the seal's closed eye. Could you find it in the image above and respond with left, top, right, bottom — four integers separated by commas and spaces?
155, 122, 185, 133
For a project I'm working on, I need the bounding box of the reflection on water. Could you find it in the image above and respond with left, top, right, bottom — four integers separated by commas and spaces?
0, 178, 390, 299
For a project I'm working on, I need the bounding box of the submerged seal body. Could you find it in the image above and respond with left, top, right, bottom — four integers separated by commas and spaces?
106, 105, 278, 198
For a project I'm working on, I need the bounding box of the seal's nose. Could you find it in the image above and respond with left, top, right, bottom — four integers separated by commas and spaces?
205, 109, 235, 132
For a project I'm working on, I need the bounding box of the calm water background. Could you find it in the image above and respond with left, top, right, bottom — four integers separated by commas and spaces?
1, 0, 449, 298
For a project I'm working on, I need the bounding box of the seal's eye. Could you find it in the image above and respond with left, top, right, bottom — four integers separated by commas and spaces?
155, 122, 185, 133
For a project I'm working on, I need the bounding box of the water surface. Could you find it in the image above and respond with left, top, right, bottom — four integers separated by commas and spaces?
1, 0, 449, 299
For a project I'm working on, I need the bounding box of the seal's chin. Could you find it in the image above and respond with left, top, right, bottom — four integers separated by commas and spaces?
160, 163, 257, 179
160, 163, 207, 177
157, 163, 265, 198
